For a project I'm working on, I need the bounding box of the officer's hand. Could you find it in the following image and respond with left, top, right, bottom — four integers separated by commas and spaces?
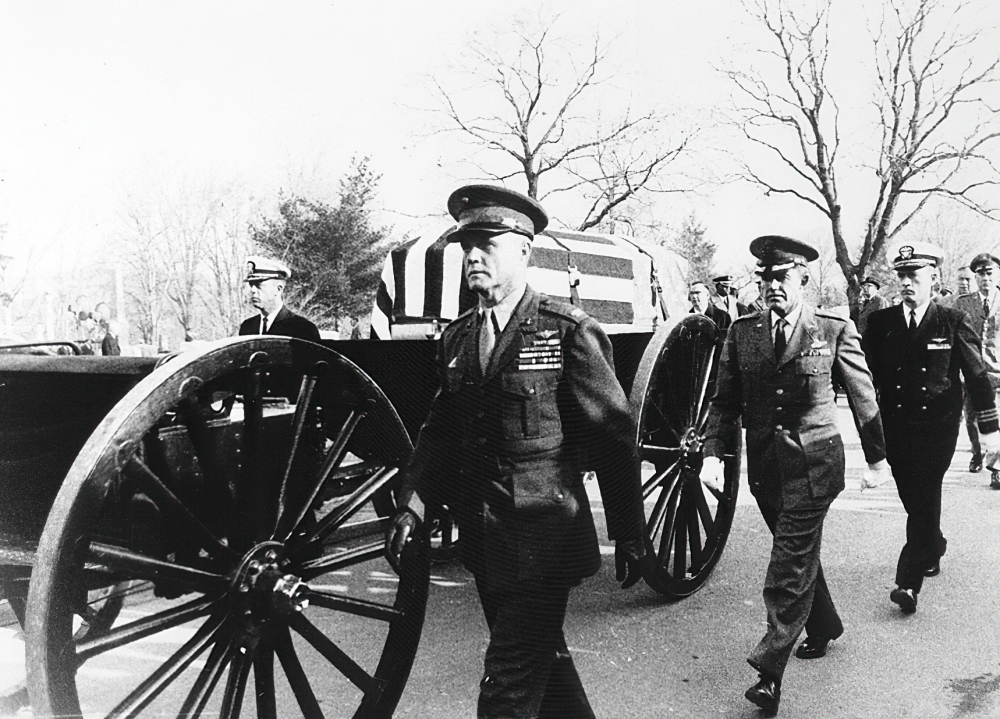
982, 431, 1000, 470
384, 508, 420, 575
860, 460, 892, 492
615, 538, 647, 589
699, 457, 725, 497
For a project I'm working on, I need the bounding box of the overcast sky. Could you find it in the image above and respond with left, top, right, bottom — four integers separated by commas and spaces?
2, 0, 999, 285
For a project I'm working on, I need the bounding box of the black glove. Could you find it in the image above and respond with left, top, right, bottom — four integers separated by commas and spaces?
614, 538, 647, 589
384, 507, 420, 575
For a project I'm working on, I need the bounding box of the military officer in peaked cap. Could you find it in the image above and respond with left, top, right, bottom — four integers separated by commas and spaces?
385, 184, 647, 718
954, 252, 1000, 484
238, 256, 321, 342
700, 235, 890, 715
862, 243, 1000, 614
712, 273, 751, 321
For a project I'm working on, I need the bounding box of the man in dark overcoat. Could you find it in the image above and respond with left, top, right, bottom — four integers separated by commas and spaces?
689, 280, 732, 332
385, 185, 647, 719
237, 256, 321, 342
953, 252, 1000, 484
700, 235, 890, 715
862, 242, 1000, 614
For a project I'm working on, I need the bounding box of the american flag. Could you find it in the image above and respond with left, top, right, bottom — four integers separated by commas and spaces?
370, 225, 674, 339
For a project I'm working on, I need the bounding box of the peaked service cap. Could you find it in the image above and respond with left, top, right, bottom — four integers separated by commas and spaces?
969, 252, 1000, 272
749, 235, 819, 273
245, 256, 291, 282
892, 242, 944, 270
446, 184, 548, 242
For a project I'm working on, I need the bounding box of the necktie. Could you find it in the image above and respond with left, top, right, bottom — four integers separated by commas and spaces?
909, 310, 917, 332
985, 296, 990, 318
261, 314, 269, 334
480, 310, 502, 372
773, 318, 786, 359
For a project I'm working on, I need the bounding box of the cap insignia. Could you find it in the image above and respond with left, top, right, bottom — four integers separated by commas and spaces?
899, 246, 914, 261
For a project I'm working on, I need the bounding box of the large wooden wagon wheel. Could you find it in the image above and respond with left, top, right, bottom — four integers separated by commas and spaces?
630, 315, 741, 599
25, 336, 429, 719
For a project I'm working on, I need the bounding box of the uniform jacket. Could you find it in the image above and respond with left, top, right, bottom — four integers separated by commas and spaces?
705, 304, 886, 502
693, 304, 732, 333
953, 291, 1000, 383
857, 294, 889, 337
400, 285, 644, 581
238, 305, 321, 343
861, 302, 998, 433
713, 295, 751, 319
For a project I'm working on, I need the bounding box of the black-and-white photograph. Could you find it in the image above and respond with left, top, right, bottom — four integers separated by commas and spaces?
2, 1, 1000, 717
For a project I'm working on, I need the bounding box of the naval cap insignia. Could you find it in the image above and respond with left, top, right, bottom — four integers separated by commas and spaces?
899, 246, 914, 260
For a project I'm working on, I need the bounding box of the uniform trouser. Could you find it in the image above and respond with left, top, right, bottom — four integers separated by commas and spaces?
475, 576, 594, 719
884, 420, 958, 593
964, 387, 981, 460
471, 485, 593, 719
748, 490, 839, 682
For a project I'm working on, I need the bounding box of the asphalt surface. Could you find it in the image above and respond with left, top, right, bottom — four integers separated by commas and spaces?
3, 400, 1000, 718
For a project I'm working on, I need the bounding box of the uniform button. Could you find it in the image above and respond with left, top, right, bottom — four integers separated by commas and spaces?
776, 425, 783, 431
922, 406, 927, 410
528, 388, 535, 394
921, 387, 927, 391
776, 389, 784, 395
896, 404, 902, 408
776, 407, 783, 412
896, 386, 901, 390
556, 493, 564, 500
921, 368, 927, 372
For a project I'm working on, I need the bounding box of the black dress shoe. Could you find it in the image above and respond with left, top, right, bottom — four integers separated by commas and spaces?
745, 674, 781, 716
970, 455, 983, 473
795, 635, 831, 659
890, 586, 917, 614
991, 470, 1000, 489
924, 563, 940, 577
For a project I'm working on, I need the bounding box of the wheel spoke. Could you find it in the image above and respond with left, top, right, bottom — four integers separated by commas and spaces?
177, 634, 232, 719
689, 344, 716, 430
304, 467, 398, 548
672, 489, 688, 578
125, 456, 236, 562
657, 478, 683, 570
642, 459, 681, 499
104, 611, 225, 719
76, 595, 219, 662
279, 410, 365, 542
304, 587, 403, 622
287, 612, 385, 698
86, 542, 230, 593
254, 639, 277, 719
695, 481, 718, 540
299, 541, 384, 580
218, 640, 254, 719
686, 484, 703, 570
646, 464, 683, 539
272, 374, 319, 538
273, 625, 325, 719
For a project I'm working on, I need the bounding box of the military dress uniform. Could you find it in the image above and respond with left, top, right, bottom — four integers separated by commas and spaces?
704, 236, 886, 687
862, 246, 999, 600
237, 257, 321, 343
397, 187, 645, 719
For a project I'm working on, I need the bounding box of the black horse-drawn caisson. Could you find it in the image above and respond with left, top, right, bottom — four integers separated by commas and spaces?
0, 228, 741, 718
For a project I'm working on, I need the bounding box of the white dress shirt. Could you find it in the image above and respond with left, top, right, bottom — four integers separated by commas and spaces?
903, 300, 930, 329
771, 303, 803, 346
259, 300, 284, 334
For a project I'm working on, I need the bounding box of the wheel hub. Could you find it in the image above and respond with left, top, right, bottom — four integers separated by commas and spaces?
233, 542, 309, 617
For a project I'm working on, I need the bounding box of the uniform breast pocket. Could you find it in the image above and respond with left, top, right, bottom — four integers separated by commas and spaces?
501, 372, 559, 438
795, 356, 833, 400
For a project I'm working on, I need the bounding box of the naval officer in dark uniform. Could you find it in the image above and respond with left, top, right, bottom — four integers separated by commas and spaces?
861, 242, 1000, 614
385, 185, 647, 719
237, 256, 321, 342
700, 235, 890, 715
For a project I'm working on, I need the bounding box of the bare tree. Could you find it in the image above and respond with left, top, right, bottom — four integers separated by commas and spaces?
431, 12, 693, 231
728, 0, 1000, 310
119, 205, 168, 346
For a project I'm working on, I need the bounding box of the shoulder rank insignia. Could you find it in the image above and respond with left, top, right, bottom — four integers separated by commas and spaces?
518, 336, 563, 370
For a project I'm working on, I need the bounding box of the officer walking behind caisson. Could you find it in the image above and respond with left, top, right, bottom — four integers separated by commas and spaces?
953, 253, 1000, 485
861, 243, 1000, 614
699, 235, 891, 716
238, 256, 321, 342
384, 185, 647, 719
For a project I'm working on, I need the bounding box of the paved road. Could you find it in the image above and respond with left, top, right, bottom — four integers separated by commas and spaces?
4, 400, 1000, 718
